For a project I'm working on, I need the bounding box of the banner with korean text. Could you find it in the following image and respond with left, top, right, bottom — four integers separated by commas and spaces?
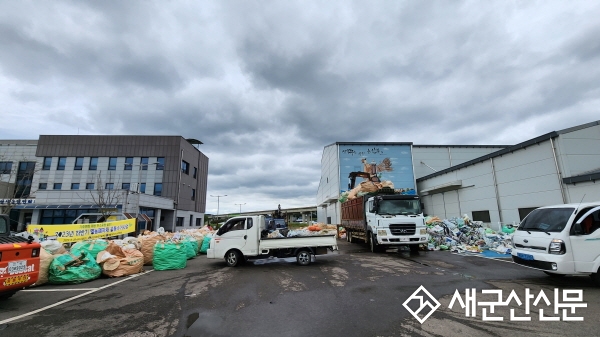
27, 219, 136, 243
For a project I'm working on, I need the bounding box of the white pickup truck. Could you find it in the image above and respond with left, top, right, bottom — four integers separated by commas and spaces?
511, 201, 600, 285
206, 215, 338, 267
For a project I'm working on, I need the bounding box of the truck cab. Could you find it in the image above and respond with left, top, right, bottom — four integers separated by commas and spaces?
366, 194, 428, 252
511, 202, 600, 285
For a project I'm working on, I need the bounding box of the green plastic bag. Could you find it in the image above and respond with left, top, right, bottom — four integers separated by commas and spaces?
182, 239, 197, 259
153, 241, 187, 271
70, 239, 109, 259
199, 236, 212, 254
49, 252, 102, 284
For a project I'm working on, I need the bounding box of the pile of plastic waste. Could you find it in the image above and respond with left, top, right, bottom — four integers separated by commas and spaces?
425, 215, 514, 254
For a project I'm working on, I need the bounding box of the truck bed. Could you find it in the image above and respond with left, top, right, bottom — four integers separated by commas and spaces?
259, 235, 337, 250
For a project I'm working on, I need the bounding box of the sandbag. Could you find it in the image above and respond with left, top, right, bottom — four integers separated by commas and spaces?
199, 236, 212, 254
96, 242, 144, 277
152, 241, 187, 271
48, 252, 101, 284
70, 239, 109, 260
139, 235, 165, 265
32, 248, 55, 286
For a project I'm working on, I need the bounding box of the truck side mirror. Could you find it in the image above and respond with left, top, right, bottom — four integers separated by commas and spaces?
572, 222, 583, 235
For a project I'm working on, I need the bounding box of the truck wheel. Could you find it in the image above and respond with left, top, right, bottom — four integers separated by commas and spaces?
589, 269, 600, 286
296, 250, 311, 266
0, 291, 16, 300
225, 250, 242, 267
369, 233, 380, 253
409, 244, 420, 253
346, 231, 350, 242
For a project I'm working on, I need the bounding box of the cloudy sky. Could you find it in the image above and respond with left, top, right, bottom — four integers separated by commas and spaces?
2, 1, 599, 215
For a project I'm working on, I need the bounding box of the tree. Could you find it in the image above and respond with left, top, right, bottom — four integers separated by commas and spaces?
82, 172, 124, 222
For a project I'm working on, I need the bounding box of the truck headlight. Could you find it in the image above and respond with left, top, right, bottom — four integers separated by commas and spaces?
377, 230, 387, 237
549, 239, 566, 255
420, 229, 427, 235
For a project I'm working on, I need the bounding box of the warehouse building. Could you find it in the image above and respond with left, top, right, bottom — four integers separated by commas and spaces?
0, 135, 209, 233
316, 120, 600, 226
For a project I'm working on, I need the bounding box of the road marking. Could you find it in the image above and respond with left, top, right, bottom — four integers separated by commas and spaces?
22, 288, 99, 292
0, 270, 154, 325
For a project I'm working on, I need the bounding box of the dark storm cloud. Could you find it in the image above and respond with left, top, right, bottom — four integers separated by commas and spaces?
2, 0, 599, 213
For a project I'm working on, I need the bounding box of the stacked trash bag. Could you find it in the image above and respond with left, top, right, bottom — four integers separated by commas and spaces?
266, 223, 338, 238
31, 226, 215, 287
424, 214, 515, 254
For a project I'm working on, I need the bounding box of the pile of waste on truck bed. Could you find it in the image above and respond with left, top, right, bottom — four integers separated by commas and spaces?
267, 224, 338, 238
425, 215, 514, 254
30, 225, 216, 287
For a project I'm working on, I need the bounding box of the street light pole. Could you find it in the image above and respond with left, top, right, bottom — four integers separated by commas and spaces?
210, 194, 227, 224
235, 203, 246, 214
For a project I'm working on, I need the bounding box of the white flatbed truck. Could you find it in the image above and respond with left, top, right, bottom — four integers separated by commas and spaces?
206, 215, 338, 267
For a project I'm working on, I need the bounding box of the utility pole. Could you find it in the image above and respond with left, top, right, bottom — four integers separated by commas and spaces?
235, 203, 246, 214
210, 194, 227, 224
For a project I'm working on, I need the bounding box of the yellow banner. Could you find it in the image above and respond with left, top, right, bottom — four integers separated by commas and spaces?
27, 219, 136, 243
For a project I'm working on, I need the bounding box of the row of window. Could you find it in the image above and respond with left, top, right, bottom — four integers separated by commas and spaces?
42, 157, 165, 171
38, 182, 164, 196
470, 207, 537, 223
181, 160, 198, 178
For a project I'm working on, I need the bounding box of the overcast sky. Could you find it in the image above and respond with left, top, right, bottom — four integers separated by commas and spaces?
2, 1, 599, 215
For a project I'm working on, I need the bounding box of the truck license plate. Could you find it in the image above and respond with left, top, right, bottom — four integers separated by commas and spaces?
8, 260, 27, 275
517, 253, 534, 261
399, 238, 409, 242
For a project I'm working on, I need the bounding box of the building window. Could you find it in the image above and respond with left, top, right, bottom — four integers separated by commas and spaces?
124, 157, 133, 170
518, 207, 538, 221
53, 183, 62, 190
191, 188, 196, 201
71, 183, 80, 190
156, 157, 165, 170
105, 183, 114, 190
196, 218, 202, 226
39, 183, 47, 190
140, 183, 146, 194
472, 210, 491, 223
41, 209, 95, 225
43, 157, 52, 170
176, 217, 184, 227
89, 157, 98, 170
74, 157, 84, 170
0, 161, 12, 174
57, 157, 67, 170
141, 157, 149, 170
181, 160, 189, 174
153, 183, 162, 196
189, 215, 193, 227
122, 183, 131, 190
16, 161, 36, 197
193, 167, 197, 179
108, 157, 117, 170
86, 183, 95, 190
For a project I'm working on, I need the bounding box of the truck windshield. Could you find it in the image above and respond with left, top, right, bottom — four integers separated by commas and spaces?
518, 207, 574, 232
378, 199, 421, 215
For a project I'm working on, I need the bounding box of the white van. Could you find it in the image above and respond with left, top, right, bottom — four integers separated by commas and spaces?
511, 202, 600, 285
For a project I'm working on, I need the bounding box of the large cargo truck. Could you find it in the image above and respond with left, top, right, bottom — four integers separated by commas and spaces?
342, 175, 428, 253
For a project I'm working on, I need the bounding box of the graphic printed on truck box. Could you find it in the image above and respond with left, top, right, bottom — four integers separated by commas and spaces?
339, 144, 416, 195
